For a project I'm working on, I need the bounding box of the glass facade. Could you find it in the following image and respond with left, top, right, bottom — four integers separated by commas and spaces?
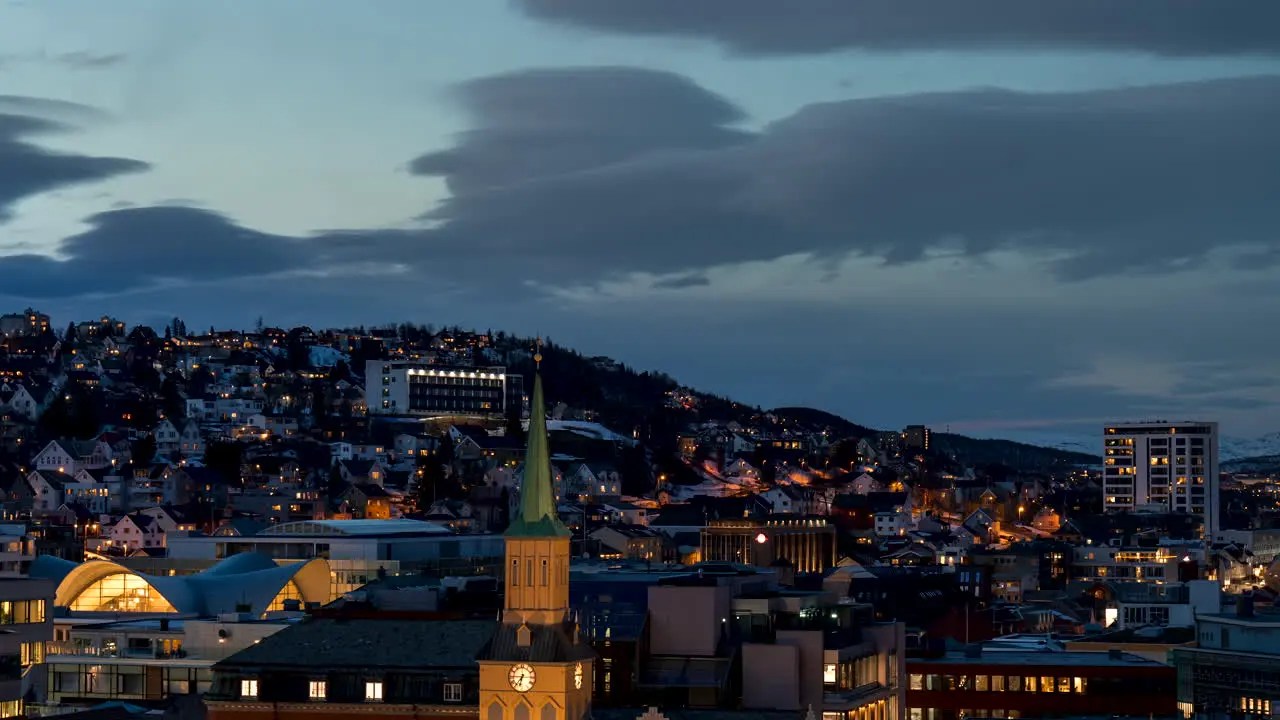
68, 573, 176, 613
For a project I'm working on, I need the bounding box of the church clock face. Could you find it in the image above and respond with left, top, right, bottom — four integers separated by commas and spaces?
574, 662, 583, 689
509, 663, 536, 693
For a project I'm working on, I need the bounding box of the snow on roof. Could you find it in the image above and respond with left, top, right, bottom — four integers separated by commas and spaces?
546, 420, 634, 445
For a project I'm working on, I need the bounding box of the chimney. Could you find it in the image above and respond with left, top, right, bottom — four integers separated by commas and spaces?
1238, 591, 1255, 618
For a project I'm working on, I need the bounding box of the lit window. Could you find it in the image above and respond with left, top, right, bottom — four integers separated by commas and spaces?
240, 679, 258, 699
443, 683, 463, 702
824, 664, 837, 684
365, 681, 383, 701
309, 680, 326, 700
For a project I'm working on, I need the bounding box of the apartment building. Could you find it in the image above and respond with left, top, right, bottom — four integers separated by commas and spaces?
365, 360, 523, 418
1102, 422, 1219, 538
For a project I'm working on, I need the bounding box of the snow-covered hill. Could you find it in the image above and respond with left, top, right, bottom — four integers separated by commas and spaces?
985, 431, 1280, 462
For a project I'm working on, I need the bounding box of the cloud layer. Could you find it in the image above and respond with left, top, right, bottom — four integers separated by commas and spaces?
7, 71, 1280, 299
517, 0, 1280, 57
0, 98, 148, 222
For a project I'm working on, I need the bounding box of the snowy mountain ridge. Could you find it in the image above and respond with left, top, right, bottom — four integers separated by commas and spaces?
984, 431, 1280, 462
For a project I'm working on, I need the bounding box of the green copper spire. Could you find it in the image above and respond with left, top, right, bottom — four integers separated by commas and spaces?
506, 348, 571, 538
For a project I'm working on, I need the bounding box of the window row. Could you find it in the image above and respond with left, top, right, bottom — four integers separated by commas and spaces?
910, 674, 1087, 693
0, 599, 46, 625
239, 677, 464, 703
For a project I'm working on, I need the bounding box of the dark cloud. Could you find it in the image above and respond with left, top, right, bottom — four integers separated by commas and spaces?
516, 0, 1280, 57
0, 100, 148, 221
410, 67, 749, 195
0, 207, 316, 297
410, 70, 1280, 284
10, 70, 1280, 302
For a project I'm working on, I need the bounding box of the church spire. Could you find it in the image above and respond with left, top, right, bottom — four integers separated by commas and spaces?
506, 340, 571, 538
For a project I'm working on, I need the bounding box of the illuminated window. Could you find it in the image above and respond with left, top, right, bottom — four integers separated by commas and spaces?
825, 664, 838, 684
69, 573, 175, 613
1041, 677, 1055, 692
241, 679, 258, 699
365, 681, 383, 701
1073, 677, 1087, 694
991, 675, 1005, 692
909, 674, 923, 691
975, 675, 989, 692
267, 580, 304, 612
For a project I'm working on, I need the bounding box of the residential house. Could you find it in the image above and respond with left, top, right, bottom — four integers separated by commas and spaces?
179, 421, 205, 456
32, 439, 113, 475
152, 418, 183, 456
104, 513, 165, 553
137, 506, 197, 534
568, 462, 621, 500
589, 524, 662, 561
337, 459, 387, 486
26, 470, 70, 514
0, 383, 41, 420
869, 492, 914, 538
761, 485, 819, 515
338, 483, 392, 520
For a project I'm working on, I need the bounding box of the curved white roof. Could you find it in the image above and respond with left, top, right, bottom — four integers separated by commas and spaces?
256, 519, 451, 537
33, 552, 332, 616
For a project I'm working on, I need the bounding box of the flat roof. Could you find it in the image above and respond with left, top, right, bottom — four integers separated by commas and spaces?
254, 519, 453, 537
911, 650, 1165, 668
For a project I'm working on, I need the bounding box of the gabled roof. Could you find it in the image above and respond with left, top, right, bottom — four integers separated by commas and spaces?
217, 617, 495, 670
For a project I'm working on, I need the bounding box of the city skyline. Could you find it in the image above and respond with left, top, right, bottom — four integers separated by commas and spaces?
3, 1, 1280, 439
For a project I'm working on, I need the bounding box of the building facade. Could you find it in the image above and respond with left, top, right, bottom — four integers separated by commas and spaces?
1102, 422, 1220, 538
1173, 596, 1280, 718
367, 360, 522, 418
0, 578, 54, 720
701, 517, 837, 575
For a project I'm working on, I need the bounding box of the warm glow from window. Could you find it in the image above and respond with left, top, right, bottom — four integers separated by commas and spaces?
241, 679, 258, 699
309, 680, 326, 700
69, 573, 176, 613
365, 681, 383, 701
824, 664, 837, 683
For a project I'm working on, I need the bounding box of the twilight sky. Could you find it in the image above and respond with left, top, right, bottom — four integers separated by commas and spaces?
3, 1, 1280, 441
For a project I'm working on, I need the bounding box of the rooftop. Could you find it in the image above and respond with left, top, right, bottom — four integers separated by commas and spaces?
215, 617, 495, 669
254, 519, 452, 537
911, 649, 1165, 668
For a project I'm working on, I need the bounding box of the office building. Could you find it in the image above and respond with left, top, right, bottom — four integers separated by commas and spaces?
366, 360, 523, 418
1103, 421, 1219, 538
1173, 593, 1280, 717
701, 517, 838, 575
907, 645, 1176, 719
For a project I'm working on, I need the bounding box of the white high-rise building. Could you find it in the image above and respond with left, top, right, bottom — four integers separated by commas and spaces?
1102, 421, 1219, 538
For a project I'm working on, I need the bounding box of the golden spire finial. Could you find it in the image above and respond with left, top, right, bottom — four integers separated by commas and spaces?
533, 337, 543, 368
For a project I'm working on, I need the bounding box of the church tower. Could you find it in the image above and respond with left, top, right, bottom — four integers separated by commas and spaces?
477, 344, 594, 720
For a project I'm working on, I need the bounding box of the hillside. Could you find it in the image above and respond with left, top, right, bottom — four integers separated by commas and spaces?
488, 335, 1097, 470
